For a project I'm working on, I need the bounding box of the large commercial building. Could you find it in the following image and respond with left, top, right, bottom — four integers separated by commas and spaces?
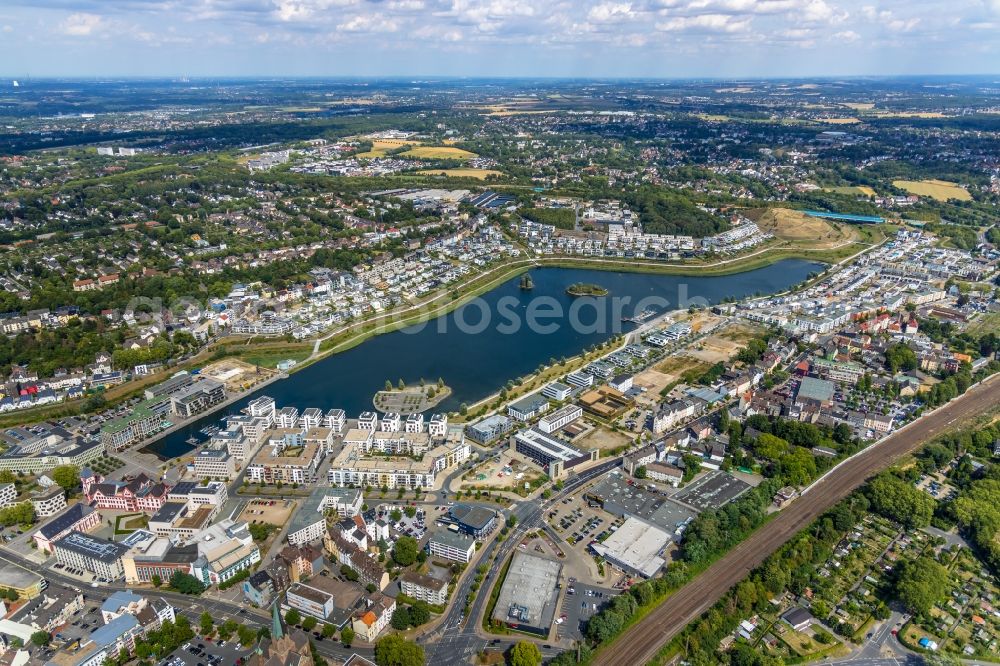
100, 397, 167, 452
491, 552, 562, 635
169, 379, 226, 418
507, 394, 550, 422
33, 502, 101, 553
0, 431, 105, 474
590, 516, 670, 578
53, 531, 129, 580
284, 577, 363, 627
0, 562, 44, 599
192, 448, 236, 480
465, 414, 514, 444
246, 435, 323, 485
286, 488, 362, 547
512, 428, 598, 479
440, 504, 499, 539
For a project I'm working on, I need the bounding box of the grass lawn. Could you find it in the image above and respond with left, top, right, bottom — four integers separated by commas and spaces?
239, 348, 312, 369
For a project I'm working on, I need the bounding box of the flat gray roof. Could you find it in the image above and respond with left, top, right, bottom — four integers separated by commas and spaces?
491, 551, 561, 632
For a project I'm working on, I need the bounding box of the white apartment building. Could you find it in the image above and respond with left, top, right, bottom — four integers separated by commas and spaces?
193, 448, 236, 480
427, 530, 476, 563
0, 483, 17, 507
405, 413, 424, 433
358, 412, 378, 430
428, 413, 448, 438
324, 409, 346, 433
537, 405, 583, 434
399, 571, 448, 605
380, 412, 401, 432
30, 486, 67, 517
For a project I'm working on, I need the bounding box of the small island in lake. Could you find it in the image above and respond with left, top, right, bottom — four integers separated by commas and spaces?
566, 282, 610, 297
373, 380, 452, 414
519, 273, 534, 290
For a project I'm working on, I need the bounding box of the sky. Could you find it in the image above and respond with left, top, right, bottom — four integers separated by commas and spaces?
1, 0, 999, 78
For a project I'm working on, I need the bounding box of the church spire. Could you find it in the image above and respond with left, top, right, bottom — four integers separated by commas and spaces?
271, 601, 283, 640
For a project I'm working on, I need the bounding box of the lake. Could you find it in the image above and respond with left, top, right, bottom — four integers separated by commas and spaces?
148, 261, 822, 458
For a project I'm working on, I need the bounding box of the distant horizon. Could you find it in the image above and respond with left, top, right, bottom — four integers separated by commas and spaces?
3, 73, 1000, 82
3, 0, 999, 79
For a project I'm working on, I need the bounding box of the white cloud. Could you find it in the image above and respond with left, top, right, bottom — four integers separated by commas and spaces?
273, 0, 359, 22
59, 12, 103, 35
2, 24, 12, 33
588, 2, 633, 22
656, 12, 750, 32
832, 29, 859, 41
338, 12, 399, 32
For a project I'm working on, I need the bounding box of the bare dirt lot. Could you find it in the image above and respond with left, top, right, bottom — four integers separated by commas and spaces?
201, 358, 275, 392
460, 451, 542, 491
632, 368, 676, 404
577, 426, 633, 453
654, 355, 711, 381
687, 321, 765, 365
752, 208, 856, 249
237, 498, 295, 527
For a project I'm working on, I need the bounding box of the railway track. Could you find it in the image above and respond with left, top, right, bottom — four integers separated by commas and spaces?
594, 375, 1000, 666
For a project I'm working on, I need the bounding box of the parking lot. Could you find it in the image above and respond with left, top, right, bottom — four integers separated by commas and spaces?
164, 637, 252, 666
558, 581, 618, 641
672, 470, 752, 511
375, 503, 429, 540
546, 495, 622, 549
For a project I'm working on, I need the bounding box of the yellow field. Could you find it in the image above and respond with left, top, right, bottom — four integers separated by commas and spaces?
873, 111, 947, 119
826, 185, 877, 197
401, 146, 478, 159
820, 117, 861, 124
355, 138, 422, 158
893, 179, 972, 202
418, 168, 502, 180
754, 208, 855, 248
697, 114, 733, 122
841, 103, 875, 110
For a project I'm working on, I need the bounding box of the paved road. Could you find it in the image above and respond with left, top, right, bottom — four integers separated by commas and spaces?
423, 458, 623, 666
593, 375, 999, 666
0, 548, 374, 664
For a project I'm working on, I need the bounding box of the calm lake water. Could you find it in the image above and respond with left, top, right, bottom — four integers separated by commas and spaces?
148, 261, 822, 458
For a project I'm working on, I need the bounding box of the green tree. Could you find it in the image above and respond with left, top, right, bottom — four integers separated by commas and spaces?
409, 602, 431, 626
390, 509, 403, 522
508, 640, 542, 666
634, 466, 647, 479
341, 625, 355, 647
237, 624, 257, 646
302, 616, 317, 631
322, 623, 336, 638
393, 536, 419, 566
51, 464, 81, 490
374, 634, 425, 666
151, 574, 161, 588
285, 609, 302, 626
885, 343, 918, 373
30, 631, 50, 647
169, 571, 206, 595
391, 606, 411, 630
894, 556, 950, 615
199, 612, 214, 636
867, 474, 935, 529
